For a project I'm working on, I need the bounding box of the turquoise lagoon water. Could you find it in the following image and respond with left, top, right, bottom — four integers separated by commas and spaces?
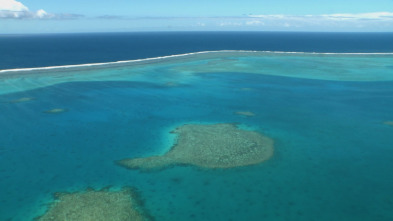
0, 51, 393, 220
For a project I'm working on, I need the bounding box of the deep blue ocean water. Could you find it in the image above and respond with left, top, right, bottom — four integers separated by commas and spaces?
1, 32, 393, 70
0, 32, 393, 221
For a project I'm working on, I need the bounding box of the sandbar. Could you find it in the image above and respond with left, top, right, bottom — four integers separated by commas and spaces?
36, 187, 152, 221
116, 123, 274, 170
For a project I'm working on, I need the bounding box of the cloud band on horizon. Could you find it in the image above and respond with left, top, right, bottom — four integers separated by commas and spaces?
1, 0, 392, 32
0, 0, 82, 19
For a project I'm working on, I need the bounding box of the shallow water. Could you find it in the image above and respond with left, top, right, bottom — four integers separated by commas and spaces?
0, 52, 393, 220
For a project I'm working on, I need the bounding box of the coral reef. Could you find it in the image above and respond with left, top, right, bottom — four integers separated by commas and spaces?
44, 108, 67, 114
117, 123, 274, 170
235, 111, 256, 117
9, 97, 35, 103
384, 121, 393, 126
36, 187, 152, 221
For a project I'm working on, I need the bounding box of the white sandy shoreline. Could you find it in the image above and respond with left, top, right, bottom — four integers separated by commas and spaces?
1, 50, 393, 73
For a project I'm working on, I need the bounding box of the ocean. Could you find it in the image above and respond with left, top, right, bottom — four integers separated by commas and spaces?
1, 32, 393, 70
0, 32, 393, 221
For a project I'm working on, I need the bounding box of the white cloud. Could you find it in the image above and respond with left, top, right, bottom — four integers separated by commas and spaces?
0, 9, 51, 19
0, 0, 82, 19
245, 20, 264, 26
249, 14, 286, 19
196, 22, 206, 27
91, 12, 393, 31
35, 9, 48, 18
244, 12, 393, 30
133, 12, 393, 31
249, 12, 393, 21
0, 0, 28, 11
219, 21, 243, 26
321, 12, 393, 20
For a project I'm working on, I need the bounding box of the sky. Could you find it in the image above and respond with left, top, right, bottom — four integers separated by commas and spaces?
1, 0, 393, 33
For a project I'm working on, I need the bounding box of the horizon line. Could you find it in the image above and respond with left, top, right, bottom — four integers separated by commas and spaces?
2, 30, 393, 35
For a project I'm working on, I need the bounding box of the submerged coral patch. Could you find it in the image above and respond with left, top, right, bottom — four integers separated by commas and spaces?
36, 187, 151, 221
117, 123, 274, 170
164, 81, 180, 87
9, 97, 35, 103
384, 121, 393, 126
44, 108, 67, 114
235, 111, 256, 117
239, 88, 254, 91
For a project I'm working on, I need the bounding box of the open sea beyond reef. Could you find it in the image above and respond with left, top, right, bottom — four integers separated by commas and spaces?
0, 32, 393, 220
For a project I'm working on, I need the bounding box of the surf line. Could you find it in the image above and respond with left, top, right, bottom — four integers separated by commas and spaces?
1, 50, 393, 73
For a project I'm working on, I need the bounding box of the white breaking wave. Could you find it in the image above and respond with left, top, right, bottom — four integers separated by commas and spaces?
1, 50, 393, 73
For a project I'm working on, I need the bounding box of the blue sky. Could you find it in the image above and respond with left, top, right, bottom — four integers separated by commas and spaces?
1, 0, 393, 33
